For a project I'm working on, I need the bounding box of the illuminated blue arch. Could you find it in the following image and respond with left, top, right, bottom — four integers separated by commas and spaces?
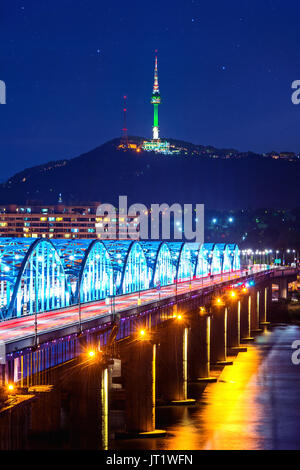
139, 241, 174, 288
177, 243, 197, 281
201, 243, 214, 274
227, 244, 240, 271
121, 242, 149, 294
6, 239, 71, 318
211, 244, 223, 274
78, 240, 114, 302
0, 237, 242, 320
195, 244, 210, 278
52, 239, 91, 300
167, 242, 184, 280
222, 245, 232, 272
0, 238, 31, 318
102, 240, 133, 293
102, 240, 149, 294
153, 243, 174, 287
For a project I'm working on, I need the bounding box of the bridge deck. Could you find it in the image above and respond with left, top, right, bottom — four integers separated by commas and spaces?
0, 266, 274, 351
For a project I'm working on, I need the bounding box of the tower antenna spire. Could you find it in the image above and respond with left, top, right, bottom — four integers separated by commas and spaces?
121, 95, 129, 148
151, 50, 161, 140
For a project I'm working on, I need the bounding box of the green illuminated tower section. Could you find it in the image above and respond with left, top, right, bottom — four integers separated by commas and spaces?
151, 52, 161, 140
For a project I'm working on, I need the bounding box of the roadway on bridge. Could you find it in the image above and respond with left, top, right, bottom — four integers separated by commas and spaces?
0, 267, 263, 344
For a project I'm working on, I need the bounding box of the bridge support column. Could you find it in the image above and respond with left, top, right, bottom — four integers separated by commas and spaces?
188, 313, 217, 383
279, 278, 288, 300
120, 339, 165, 436
260, 285, 271, 324
226, 300, 247, 353
250, 289, 262, 333
240, 295, 254, 342
67, 352, 109, 450
30, 385, 61, 436
210, 306, 233, 366
157, 321, 195, 404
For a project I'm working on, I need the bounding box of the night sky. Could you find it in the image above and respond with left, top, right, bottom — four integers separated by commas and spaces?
1, 0, 300, 180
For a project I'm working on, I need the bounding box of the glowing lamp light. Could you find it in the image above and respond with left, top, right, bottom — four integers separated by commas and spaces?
176, 314, 183, 321
230, 291, 236, 298
216, 297, 222, 305
242, 287, 248, 294
7, 384, 14, 392
139, 329, 146, 338
88, 350, 95, 358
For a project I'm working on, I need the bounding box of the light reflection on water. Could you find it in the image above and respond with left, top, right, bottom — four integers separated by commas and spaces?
112, 325, 300, 450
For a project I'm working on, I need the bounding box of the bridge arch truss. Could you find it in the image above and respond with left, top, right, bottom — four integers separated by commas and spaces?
0, 238, 240, 319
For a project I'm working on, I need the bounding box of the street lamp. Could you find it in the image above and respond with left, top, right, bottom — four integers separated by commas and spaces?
77, 276, 82, 334
34, 276, 38, 348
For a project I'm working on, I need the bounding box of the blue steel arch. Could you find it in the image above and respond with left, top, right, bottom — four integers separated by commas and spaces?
200, 243, 215, 274
222, 244, 232, 272
167, 242, 184, 280
227, 244, 240, 270
0, 238, 31, 317
177, 243, 198, 281
102, 240, 149, 294
195, 244, 210, 278
0, 238, 241, 320
139, 241, 174, 288
6, 238, 71, 318
120, 241, 149, 294
211, 244, 223, 274
153, 242, 174, 287
77, 240, 114, 302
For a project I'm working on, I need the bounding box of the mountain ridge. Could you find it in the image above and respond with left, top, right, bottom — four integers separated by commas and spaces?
0, 137, 299, 210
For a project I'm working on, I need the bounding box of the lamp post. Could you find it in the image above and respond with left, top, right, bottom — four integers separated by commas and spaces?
78, 277, 82, 334
34, 281, 38, 348
111, 294, 115, 320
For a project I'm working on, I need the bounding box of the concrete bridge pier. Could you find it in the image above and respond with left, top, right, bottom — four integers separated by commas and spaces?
240, 294, 254, 342
226, 300, 247, 353
30, 381, 61, 438
260, 285, 271, 325
250, 289, 262, 333
119, 337, 165, 437
157, 320, 195, 405
33, 334, 110, 450
188, 311, 217, 383
210, 306, 233, 366
63, 338, 109, 450
279, 278, 288, 300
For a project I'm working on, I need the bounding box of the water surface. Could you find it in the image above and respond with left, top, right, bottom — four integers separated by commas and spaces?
112, 325, 300, 450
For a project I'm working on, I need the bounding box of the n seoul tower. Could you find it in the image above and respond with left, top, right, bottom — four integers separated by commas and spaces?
142, 52, 171, 154
151, 50, 161, 140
